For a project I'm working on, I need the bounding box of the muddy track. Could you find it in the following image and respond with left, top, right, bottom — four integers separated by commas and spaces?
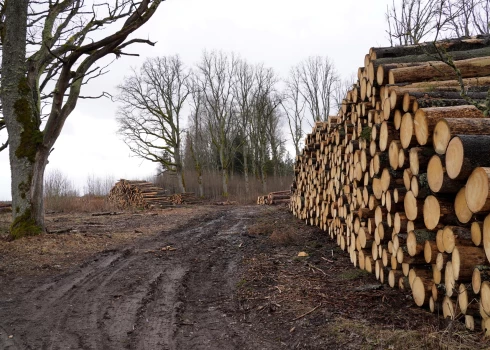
0, 206, 273, 350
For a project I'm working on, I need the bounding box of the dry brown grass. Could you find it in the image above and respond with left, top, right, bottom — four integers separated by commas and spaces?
45, 195, 116, 213
325, 317, 489, 350
156, 169, 293, 204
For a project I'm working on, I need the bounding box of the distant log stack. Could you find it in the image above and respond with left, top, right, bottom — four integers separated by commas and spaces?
108, 180, 173, 209
257, 190, 291, 205
171, 192, 202, 205
290, 35, 490, 334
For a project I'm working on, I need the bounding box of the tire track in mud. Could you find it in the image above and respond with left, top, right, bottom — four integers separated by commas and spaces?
0, 206, 273, 350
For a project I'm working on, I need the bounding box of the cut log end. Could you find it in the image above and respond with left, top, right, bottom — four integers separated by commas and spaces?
446, 136, 464, 180
423, 196, 440, 230
466, 167, 490, 213
455, 187, 473, 224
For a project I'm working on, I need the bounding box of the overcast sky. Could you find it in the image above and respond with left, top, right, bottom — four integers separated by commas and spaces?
0, 0, 391, 200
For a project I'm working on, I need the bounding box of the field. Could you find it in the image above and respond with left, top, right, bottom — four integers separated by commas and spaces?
0, 204, 487, 349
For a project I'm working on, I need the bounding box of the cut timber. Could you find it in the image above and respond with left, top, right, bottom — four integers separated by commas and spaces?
412, 276, 433, 307
388, 269, 404, 288
385, 76, 490, 92
445, 261, 457, 297
411, 174, 430, 199
388, 140, 402, 170
423, 195, 455, 230
471, 221, 483, 246
452, 245, 488, 281
442, 296, 456, 320
407, 230, 436, 257
376, 62, 427, 86
399, 112, 415, 149
481, 281, 490, 318
466, 167, 490, 213
483, 214, 490, 263
404, 191, 423, 221
442, 226, 472, 254
454, 187, 473, 224
466, 315, 475, 331
424, 240, 439, 264
413, 105, 484, 146
433, 118, 490, 155
446, 135, 490, 181
458, 284, 479, 316
409, 147, 436, 176
473, 267, 490, 294
427, 155, 463, 193
389, 56, 490, 84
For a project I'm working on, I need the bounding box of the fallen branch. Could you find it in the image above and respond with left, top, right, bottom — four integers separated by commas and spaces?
92, 212, 123, 216
47, 228, 73, 234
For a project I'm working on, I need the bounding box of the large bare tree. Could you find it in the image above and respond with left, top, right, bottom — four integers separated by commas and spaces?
281, 68, 306, 156
197, 50, 239, 197
295, 56, 338, 124
386, 0, 489, 45
117, 55, 190, 193
249, 64, 280, 193
232, 58, 255, 194
0, 0, 162, 238
187, 74, 206, 198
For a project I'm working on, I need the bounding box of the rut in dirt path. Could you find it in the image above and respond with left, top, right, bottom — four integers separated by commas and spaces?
0, 206, 275, 350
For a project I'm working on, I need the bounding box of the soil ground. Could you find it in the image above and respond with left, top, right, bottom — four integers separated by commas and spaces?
0, 204, 488, 349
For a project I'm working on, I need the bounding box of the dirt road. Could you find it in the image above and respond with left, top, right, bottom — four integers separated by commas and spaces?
0, 206, 275, 350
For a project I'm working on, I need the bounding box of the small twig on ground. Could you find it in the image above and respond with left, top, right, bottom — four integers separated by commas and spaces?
291, 303, 322, 321
307, 263, 327, 275
321, 257, 334, 263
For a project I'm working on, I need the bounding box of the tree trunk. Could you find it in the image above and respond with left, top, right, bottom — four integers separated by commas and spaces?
173, 146, 185, 193
2, 0, 48, 238
243, 143, 250, 195
219, 146, 228, 197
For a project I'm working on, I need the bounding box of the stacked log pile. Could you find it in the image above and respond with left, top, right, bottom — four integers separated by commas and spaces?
108, 180, 172, 209
290, 35, 490, 334
171, 192, 202, 205
257, 190, 291, 205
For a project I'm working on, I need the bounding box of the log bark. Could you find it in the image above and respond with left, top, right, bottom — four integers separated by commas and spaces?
452, 245, 488, 281
389, 56, 490, 85
369, 36, 490, 60
409, 147, 436, 176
